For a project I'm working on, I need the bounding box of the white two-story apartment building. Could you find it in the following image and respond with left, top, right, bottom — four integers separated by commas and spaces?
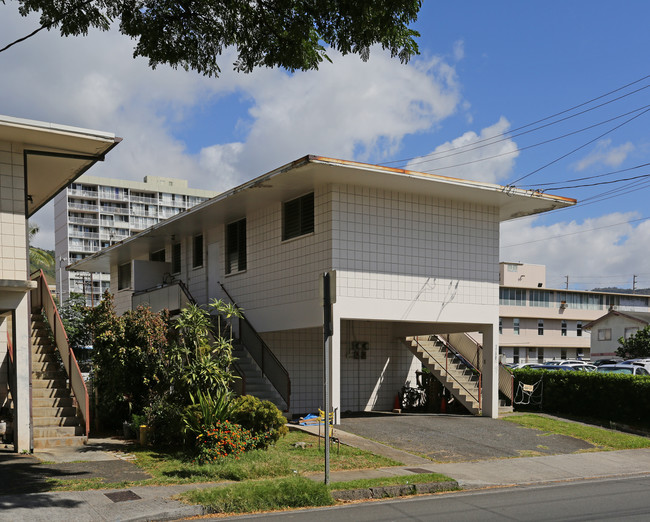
72, 155, 573, 421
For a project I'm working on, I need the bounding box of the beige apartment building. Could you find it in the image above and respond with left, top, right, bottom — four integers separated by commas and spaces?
499, 263, 650, 363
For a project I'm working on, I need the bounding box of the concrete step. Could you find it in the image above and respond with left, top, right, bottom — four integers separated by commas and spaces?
33, 406, 77, 418
32, 396, 74, 408
32, 353, 59, 364
33, 436, 87, 449
33, 415, 80, 427
32, 379, 67, 389
32, 381, 70, 398
32, 361, 62, 373
33, 425, 84, 438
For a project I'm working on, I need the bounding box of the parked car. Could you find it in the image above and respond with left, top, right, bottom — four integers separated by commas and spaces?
597, 364, 650, 376
545, 359, 591, 367
618, 359, 650, 372
529, 363, 596, 372
593, 358, 623, 367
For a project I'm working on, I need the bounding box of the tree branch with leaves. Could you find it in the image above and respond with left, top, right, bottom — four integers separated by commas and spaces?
3, 1, 422, 76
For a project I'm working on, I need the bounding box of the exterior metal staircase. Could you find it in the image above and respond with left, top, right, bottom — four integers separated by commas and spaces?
405, 332, 514, 416
404, 336, 482, 415
31, 312, 85, 448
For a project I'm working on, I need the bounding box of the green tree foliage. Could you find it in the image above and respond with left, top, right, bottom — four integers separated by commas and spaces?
87, 292, 242, 435
28, 222, 55, 280
87, 292, 170, 425
58, 292, 92, 351
617, 325, 650, 359
9, 1, 422, 76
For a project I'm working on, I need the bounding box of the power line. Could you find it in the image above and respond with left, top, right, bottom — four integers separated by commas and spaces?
383, 72, 650, 167
409, 104, 650, 176
518, 162, 650, 189
508, 106, 650, 185
501, 215, 650, 248
536, 171, 650, 191
401, 85, 650, 170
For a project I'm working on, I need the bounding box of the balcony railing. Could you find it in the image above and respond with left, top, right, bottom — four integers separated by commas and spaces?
130, 195, 158, 204
68, 189, 98, 198
69, 216, 99, 226
100, 205, 129, 215
68, 203, 98, 212
69, 231, 99, 240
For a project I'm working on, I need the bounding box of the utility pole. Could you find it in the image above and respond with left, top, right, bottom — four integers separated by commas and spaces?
633, 275, 638, 294
565, 275, 569, 290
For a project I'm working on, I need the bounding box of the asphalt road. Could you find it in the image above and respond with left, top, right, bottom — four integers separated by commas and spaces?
215, 474, 650, 521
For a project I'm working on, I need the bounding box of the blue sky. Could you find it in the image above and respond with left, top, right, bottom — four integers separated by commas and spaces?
1, 1, 650, 290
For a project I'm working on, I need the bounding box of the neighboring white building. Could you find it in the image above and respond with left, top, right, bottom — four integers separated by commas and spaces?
498, 262, 650, 363
54, 176, 216, 305
584, 310, 650, 359
72, 155, 573, 421
0, 115, 119, 452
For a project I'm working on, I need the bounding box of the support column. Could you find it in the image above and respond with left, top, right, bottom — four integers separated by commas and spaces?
14, 294, 31, 452
481, 323, 498, 419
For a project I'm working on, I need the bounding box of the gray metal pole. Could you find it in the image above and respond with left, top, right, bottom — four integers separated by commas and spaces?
323, 272, 332, 485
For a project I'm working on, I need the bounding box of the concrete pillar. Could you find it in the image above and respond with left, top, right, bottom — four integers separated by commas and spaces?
14, 294, 31, 452
481, 323, 499, 419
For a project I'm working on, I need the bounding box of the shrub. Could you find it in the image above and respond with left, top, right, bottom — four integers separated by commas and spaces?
230, 395, 288, 448
145, 397, 186, 447
195, 420, 259, 463
513, 368, 650, 427
183, 389, 234, 440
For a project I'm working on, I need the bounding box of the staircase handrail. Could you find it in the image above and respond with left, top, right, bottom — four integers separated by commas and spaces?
444, 333, 482, 371
218, 282, 291, 410
498, 363, 514, 404
433, 335, 481, 374
415, 336, 481, 410
31, 270, 89, 436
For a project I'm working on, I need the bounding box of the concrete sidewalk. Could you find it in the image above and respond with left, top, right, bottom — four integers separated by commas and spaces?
1, 426, 650, 521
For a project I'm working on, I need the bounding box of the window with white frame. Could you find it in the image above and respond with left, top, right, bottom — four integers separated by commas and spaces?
597, 328, 612, 341
513, 318, 520, 335
192, 235, 204, 269
283, 192, 314, 240
226, 219, 246, 274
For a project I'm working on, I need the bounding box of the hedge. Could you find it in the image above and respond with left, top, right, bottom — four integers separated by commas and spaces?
513, 369, 650, 427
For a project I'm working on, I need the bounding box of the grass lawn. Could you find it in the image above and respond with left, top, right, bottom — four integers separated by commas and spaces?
48, 431, 399, 491
504, 414, 650, 450
181, 472, 457, 514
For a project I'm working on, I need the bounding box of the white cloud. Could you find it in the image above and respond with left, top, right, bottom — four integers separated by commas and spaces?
500, 212, 650, 289
573, 139, 635, 172
405, 117, 519, 183
1, 7, 464, 248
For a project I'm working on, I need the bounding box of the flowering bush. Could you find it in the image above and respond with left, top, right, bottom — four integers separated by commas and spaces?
195, 420, 270, 464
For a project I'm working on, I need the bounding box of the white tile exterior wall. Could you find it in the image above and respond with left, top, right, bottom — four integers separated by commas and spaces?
0, 140, 27, 280
262, 320, 421, 415
332, 185, 499, 306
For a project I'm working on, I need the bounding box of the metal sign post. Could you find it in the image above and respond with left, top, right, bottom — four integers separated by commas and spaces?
322, 271, 333, 485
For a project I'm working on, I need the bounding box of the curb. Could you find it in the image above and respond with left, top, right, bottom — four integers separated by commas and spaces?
331, 480, 459, 501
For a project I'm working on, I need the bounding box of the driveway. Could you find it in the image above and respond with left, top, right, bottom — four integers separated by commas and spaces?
339, 413, 594, 463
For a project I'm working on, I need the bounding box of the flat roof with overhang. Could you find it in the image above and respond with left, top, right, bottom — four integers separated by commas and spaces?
70, 155, 575, 274
0, 115, 121, 216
